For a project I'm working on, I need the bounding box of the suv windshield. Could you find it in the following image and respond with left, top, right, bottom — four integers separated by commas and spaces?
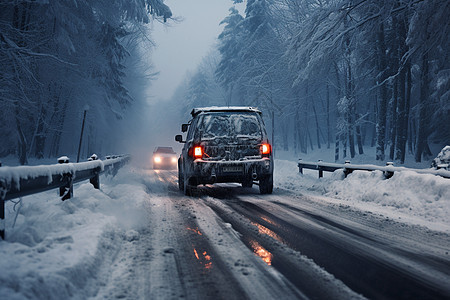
196, 112, 263, 141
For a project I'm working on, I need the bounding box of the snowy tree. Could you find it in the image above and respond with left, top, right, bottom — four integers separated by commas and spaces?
187, 0, 449, 162
216, 7, 245, 106
0, 0, 172, 163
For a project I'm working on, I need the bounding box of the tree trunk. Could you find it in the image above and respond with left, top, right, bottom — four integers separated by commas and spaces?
50, 95, 70, 157
335, 134, 340, 162
303, 90, 309, 153
327, 83, 331, 149
282, 119, 289, 151
16, 117, 28, 165
376, 23, 388, 161
12, 2, 31, 165
409, 115, 415, 154
34, 105, 46, 159
389, 78, 398, 160
356, 122, 364, 155
395, 63, 409, 163
405, 63, 412, 156
343, 133, 347, 158
347, 63, 355, 158
394, 14, 408, 164
334, 63, 342, 162
415, 52, 429, 162
371, 93, 377, 147
312, 100, 321, 149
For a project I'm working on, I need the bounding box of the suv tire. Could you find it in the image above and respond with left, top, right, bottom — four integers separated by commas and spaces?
183, 172, 192, 196
178, 169, 184, 191
259, 174, 273, 194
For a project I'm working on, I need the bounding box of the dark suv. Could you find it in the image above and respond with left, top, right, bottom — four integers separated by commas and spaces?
175, 106, 273, 195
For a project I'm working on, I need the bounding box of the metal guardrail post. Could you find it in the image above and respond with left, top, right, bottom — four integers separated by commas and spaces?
384, 162, 394, 179
318, 160, 323, 178
88, 154, 100, 189
58, 156, 73, 201
343, 160, 352, 178
298, 159, 303, 174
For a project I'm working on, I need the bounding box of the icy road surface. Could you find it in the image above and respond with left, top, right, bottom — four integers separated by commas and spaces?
99, 169, 449, 299
1, 164, 449, 300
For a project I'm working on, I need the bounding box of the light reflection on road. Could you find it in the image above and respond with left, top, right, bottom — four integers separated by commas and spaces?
251, 222, 283, 243
261, 216, 275, 225
188, 227, 212, 271
250, 240, 273, 265
187, 227, 203, 235
193, 248, 213, 270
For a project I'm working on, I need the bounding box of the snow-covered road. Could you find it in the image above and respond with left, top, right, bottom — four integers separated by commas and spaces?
1, 161, 449, 299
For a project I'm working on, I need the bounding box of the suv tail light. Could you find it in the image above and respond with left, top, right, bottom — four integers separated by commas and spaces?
189, 146, 203, 158
260, 143, 271, 157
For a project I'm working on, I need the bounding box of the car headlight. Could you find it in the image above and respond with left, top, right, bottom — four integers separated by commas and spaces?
172, 157, 177, 163
154, 156, 161, 163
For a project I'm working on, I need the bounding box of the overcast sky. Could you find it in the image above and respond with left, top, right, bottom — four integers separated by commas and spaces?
148, 0, 245, 102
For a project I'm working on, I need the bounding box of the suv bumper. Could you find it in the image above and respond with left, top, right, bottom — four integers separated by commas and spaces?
189, 157, 273, 184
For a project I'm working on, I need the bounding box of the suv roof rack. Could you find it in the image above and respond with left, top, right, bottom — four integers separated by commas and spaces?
191, 106, 261, 117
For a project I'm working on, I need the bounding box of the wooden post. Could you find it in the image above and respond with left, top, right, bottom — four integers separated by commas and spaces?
58, 156, 73, 200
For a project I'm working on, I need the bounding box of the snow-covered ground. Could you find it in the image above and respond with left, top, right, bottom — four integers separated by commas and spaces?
275, 159, 450, 232
0, 147, 449, 298
275, 146, 449, 231
0, 167, 152, 299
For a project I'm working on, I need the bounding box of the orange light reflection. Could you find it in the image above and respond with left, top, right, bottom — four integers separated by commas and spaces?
261, 216, 275, 225
187, 227, 203, 235
251, 222, 283, 243
194, 248, 200, 260
250, 240, 273, 265
193, 248, 213, 270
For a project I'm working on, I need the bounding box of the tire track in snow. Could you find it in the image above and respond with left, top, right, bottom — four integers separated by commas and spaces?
142, 170, 249, 299
197, 184, 450, 299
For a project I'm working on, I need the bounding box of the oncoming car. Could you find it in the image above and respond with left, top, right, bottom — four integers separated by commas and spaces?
152, 147, 177, 169
175, 106, 273, 195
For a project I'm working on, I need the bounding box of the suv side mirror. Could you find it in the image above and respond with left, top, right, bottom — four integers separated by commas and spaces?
175, 135, 185, 143
181, 124, 189, 132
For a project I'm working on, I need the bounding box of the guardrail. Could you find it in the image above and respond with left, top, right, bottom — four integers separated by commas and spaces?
298, 159, 450, 179
0, 154, 130, 239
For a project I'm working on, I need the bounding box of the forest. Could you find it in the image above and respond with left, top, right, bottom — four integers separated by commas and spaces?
1, 0, 449, 165
0, 0, 171, 164
177, 0, 449, 164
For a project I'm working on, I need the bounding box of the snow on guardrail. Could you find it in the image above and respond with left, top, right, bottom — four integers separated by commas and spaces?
0, 154, 130, 239
298, 159, 450, 179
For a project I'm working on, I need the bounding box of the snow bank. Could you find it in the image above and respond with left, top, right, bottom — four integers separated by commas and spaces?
274, 159, 450, 231
431, 145, 450, 169
0, 166, 150, 299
